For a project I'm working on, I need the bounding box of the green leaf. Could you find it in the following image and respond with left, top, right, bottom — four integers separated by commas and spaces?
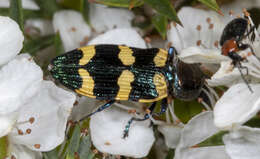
34, 0, 60, 18
66, 124, 81, 159
0, 136, 8, 159
59, 0, 82, 10
197, 0, 222, 14
0, 8, 9, 16
9, 0, 24, 31
0, 8, 42, 20
245, 116, 260, 128
58, 0, 90, 25
174, 99, 204, 123
198, 131, 227, 147
22, 35, 55, 55
79, 0, 90, 25
143, 0, 181, 25
23, 9, 43, 19
54, 32, 65, 55
78, 135, 95, 159
43, 148, 59, 159
151, 14, 168, 39
165, 149, 175, 159
94, 0, 143, 8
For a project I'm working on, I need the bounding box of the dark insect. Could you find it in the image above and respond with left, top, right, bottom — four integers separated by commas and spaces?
49, 44, 205, 138
220, 15, 258, 92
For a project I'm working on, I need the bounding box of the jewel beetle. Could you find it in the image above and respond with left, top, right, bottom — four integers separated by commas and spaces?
49, 44, 205, 138
220, 14, 258, 92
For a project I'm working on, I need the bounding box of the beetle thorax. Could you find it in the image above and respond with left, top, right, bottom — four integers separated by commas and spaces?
221, 39, 239, 56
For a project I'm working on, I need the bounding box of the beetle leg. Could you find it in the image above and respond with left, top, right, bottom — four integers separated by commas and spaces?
123, 102, 157, 139
235, 62, 253, 93
228, 51, 244, 63
79, 100, 115, 122
238, 43, 260, 62
240, 23, 256, 42
154, 98, 168, 116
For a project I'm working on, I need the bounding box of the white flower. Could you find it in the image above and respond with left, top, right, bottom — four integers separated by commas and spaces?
172, 6, 260, 159
214, 83, 260, 129
158, 124, 182, 149
156, 104, 228, 158
0, 16, 35, 137
223, 126, 260, 159
0, 56, 42, 115
52, 4, 135, 52
212, 83, 260, 159
88, 28, 146, 48
1, 54, 76, 158
25, 19, 54, 36
0, 55, 76, 158
53, 10, 91, 51
171, 111, 230, 159
8, 81, 75, 152
89, 4, 134, 33
0, 16, 24, 66
167, 7, 227, 64
221, 0, 260, 15
0, 16, 76, 158
6, 144, 42, 159
90, 107, 154, 158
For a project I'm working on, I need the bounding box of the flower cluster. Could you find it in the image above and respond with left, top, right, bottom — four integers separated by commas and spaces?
0, 16, 75, 159
166, 6, 260, 159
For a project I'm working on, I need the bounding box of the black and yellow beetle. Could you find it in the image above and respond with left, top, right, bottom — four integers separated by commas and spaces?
49, 44, 205, 138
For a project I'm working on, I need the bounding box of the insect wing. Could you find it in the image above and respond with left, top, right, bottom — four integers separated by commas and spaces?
50, 45, 168, 102
220, 18, 248, 45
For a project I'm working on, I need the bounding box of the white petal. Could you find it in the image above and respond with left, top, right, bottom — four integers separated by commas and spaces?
0, 0, 39, 10
0, 16, 24, 66
167, 7, 224, 53
207, 61, 241, 87
53, 10, 91, 51
175, 112, 227, 159
214, 83, 260, 129
9, 81, 76, 151
175, 146, 230, 159
0, 112, 18, 137
221, 0, 260, 17
179, 47, 228, 64
0, 56, 42, 114
25, 19, 54, 36
158, 124, 182, 148
223, 126, 260, 159
179, 111, 218, 148
7, 144, 42, 159
90, 107, 155, 158
88, 28, 146, 48
90, 4, 134, 33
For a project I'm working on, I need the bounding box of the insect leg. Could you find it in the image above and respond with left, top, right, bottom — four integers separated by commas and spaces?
123, 102, 157, 139
242, 25, 256, 42
154, 98, 168, 116
247, 25, 256, 42
79, 100, 115, 122
228, 51, 244, 63
238, 43, 260, 62
236, 62, 253, 93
